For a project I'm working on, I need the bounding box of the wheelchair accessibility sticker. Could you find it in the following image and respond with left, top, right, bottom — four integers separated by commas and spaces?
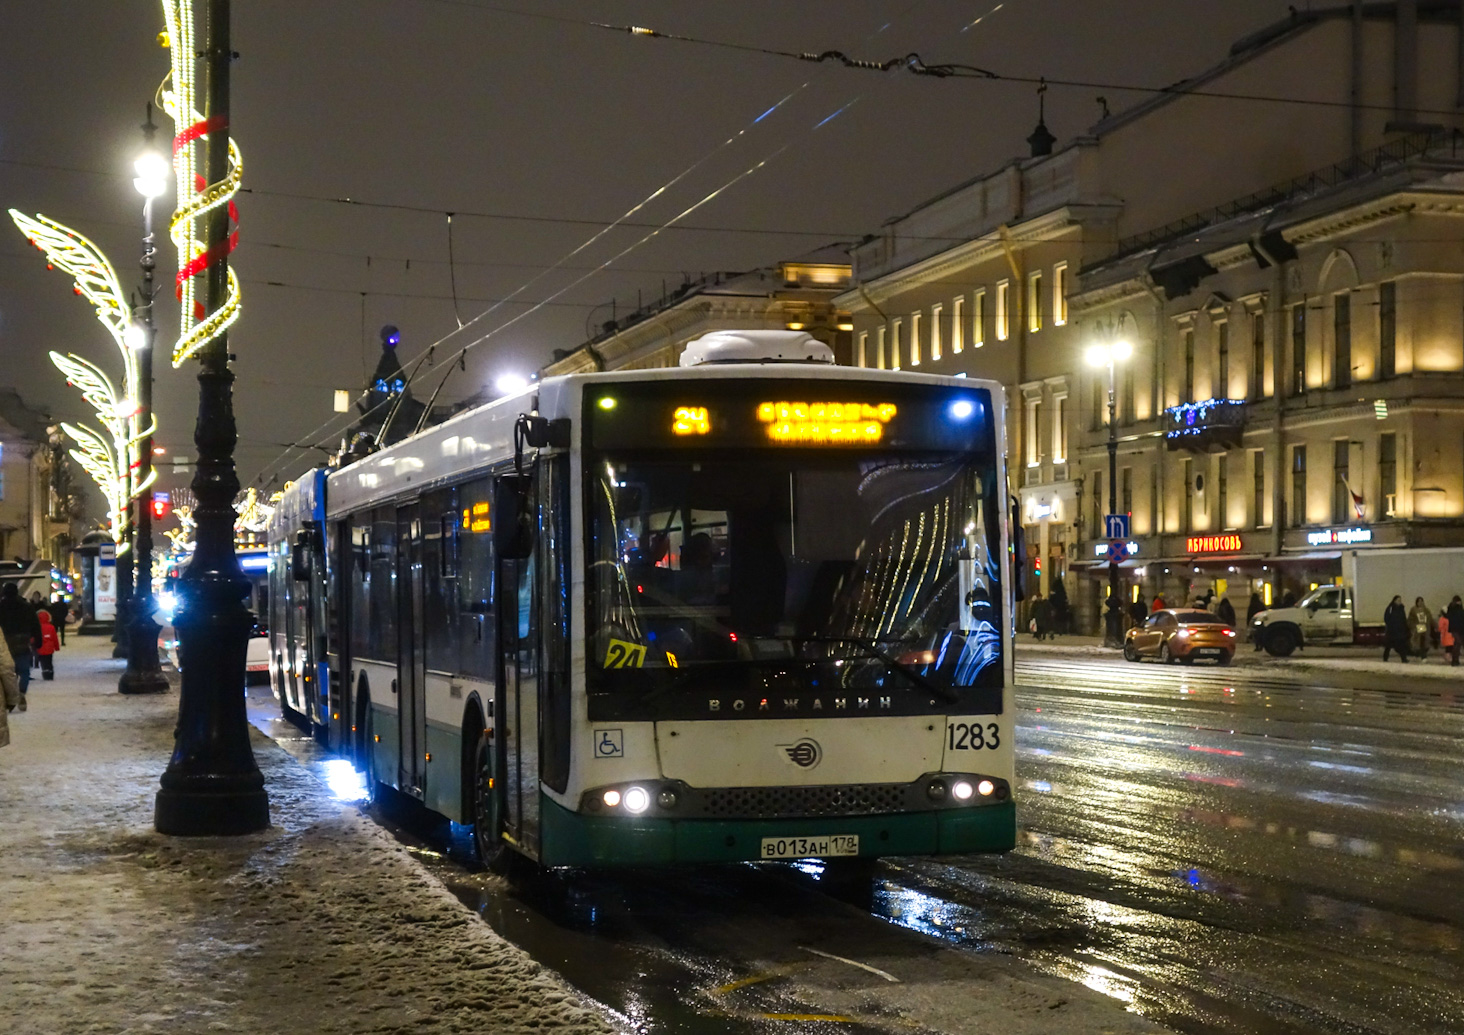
594, 728, 624, 758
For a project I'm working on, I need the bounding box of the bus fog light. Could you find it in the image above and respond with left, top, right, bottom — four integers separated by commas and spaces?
623, 786, 651, 814
602, 789, 622, 809
656, 789, 679, 809
926, 779, 947, 801
952, 780, 974, 801
977, 779, 995, 797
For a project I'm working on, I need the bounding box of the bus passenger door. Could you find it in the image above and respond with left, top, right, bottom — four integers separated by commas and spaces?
499, 551, 540, 856
396, 504, 428, 798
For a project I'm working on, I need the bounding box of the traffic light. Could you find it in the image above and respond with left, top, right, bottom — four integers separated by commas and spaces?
151, 491, 171, 520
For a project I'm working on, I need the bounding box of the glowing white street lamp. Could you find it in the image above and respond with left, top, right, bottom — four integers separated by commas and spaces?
1087, 322, 1133, 648
495, 373, 529, 396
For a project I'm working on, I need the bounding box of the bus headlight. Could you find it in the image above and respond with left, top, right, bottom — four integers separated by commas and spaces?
926, 779, 947, 801
656, 788, 679, 809
602, 789, 622, 809
623, 786, 650, 814
977, 779, 995, 797
952, 780, 974, 801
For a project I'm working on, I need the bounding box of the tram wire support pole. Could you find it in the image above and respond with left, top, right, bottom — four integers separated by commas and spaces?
154, 0, 269, 834
1086, 324, 1131, 649
120, 103, 170, 696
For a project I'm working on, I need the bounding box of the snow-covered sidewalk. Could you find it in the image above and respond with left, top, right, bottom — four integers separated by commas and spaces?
0, 638, 615, 1035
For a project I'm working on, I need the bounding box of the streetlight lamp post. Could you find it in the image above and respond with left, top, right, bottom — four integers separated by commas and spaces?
1086, 329, 1132, 648
154, 0, 269, 834
119, 105, 171, 696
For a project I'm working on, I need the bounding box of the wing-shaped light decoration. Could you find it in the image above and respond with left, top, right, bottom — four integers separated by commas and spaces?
157, 0, 243, 367
60, 421, 130, 554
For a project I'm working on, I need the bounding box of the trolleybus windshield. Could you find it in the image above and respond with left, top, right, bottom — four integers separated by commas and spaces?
584, 381, 1003, 719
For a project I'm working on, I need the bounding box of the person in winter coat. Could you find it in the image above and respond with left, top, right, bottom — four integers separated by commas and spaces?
1151, 594, 1166, 613
1216, 595, 1237, 627
35, 609, 59, 680
1246, 592, 1265, 623
46, 598, 67, 646
0, 634, 20, 745
1382, 594, 1410, 662
1128, 594, 1148, 629
1445, 596, 1464, 667
1030, 594, 1052, 640
1408, 598, 1433, 659
0, 582, 40, 706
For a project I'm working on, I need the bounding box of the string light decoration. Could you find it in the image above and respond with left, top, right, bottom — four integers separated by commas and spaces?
156, 0, 243, 367
7, 209, 158, 552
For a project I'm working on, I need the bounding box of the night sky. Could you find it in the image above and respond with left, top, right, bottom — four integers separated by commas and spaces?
1, 0, 1289, 503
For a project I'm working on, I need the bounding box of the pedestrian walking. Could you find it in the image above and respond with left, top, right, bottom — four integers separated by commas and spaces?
1031, 594, 1051, 641
0, 583, 41, 709
35, 609, 59, 680
1408, 597, 1433, 659
1382, 594, 1410, 662
1445, 596, 1464, 667
1151, 593, 1166, 613
1246, 591, 1265, 623
1217, 595, 1236, 627
0, 634, 20, 746
47, 597, 67, 646
1129, 593, 1148, 629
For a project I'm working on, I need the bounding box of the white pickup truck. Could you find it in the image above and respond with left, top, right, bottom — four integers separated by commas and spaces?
1249, 547, 1464, 656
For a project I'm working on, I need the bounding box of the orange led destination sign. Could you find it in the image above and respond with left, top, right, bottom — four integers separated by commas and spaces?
757, 401, 897, 444
671, 406, 710, 436
461, 501, 491, 533
1186, 534, 1242, 554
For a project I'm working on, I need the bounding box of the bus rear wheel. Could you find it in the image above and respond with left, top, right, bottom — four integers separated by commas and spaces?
471, 734, 511, 874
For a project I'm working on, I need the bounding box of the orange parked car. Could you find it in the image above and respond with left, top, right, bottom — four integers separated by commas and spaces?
1123, 608, 1237, 665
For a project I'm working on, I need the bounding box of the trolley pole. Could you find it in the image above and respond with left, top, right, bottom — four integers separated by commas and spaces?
155, 0, 269, 835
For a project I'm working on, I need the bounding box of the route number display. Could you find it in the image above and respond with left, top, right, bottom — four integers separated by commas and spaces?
760, 834, 859, 859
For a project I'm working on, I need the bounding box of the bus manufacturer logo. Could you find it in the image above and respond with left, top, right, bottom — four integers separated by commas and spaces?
780, 738, 822, 769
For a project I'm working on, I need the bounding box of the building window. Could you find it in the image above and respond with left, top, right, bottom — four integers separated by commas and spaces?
1053, 263, 1068, 326
1025, 397, 1041, 467
1332, 438, 1351, 523
876, 325, 886, 369
1121, 466, 1132, 517
1028, 272, 1043, 333
909, 312, 922, 366
1251, 311, 1266, 399
1379, 281, 1396, 380
930, 303, 943, 361
856, 331, 868, 368
1150, 464, 1160, 534
1183, 327, 1195, 403
1291, 444, 1307, 526
1092, 471, 1103, 538
1379, 432, 1397, 517
1216, 321, 1229, 399
951, 296, 963, 354
973, 289, 985, 347
1182, 459, 1193, 532
1334, 293, 1351, 390
996, 280, 1009, 341
1252, 450, 1266, 528
891, 318, 902, 370
1217, 454, 1228, 529
1291, 302, 1307, 396
1053, 395, 1067, 464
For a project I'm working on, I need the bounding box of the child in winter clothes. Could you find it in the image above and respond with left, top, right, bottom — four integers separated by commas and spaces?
36, 609, 59, 680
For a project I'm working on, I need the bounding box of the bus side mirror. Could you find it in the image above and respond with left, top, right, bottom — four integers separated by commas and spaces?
1010, 497, 1027, 602
291, 527, 313, 581
494, 475, 534, 559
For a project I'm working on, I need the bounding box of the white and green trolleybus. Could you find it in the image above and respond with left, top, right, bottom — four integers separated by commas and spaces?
269, 330, 1019, 870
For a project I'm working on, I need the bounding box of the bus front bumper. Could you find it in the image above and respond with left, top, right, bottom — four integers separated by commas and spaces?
538, 796, 1016, 868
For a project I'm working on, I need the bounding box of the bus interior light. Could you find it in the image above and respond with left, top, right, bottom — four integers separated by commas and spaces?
598, 396, 617, 410
948, 399, 976, 421
623, 786, 651, 814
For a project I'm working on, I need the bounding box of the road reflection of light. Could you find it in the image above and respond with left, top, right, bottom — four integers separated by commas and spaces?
1307, 760, 1374, 774
875, 884, 982, 944
1073, 961, 1138, 1004
319, 758, 369, 801
1187, 744, 1244, 757
1025, 779, 1053, 794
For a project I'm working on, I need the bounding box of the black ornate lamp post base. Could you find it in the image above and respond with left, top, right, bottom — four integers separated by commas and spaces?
118, 608, 170, 694
154, 578, 268, 834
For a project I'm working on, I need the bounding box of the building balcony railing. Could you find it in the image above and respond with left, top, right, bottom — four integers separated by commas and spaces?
1164, 398, 1246, 452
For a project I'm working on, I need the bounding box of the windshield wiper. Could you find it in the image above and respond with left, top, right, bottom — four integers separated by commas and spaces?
803, 636, 959, 703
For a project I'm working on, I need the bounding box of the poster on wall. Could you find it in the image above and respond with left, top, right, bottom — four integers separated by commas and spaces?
95, 544, 116, 621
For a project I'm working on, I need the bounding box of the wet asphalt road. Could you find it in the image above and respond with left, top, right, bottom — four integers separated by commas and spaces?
249, 651, 1464, 1034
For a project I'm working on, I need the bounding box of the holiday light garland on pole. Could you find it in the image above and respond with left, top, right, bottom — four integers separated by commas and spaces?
156, 0, 242, 367
8, 211, 157, 553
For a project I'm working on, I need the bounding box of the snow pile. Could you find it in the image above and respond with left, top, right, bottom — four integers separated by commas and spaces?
0, 641, 616, 1035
